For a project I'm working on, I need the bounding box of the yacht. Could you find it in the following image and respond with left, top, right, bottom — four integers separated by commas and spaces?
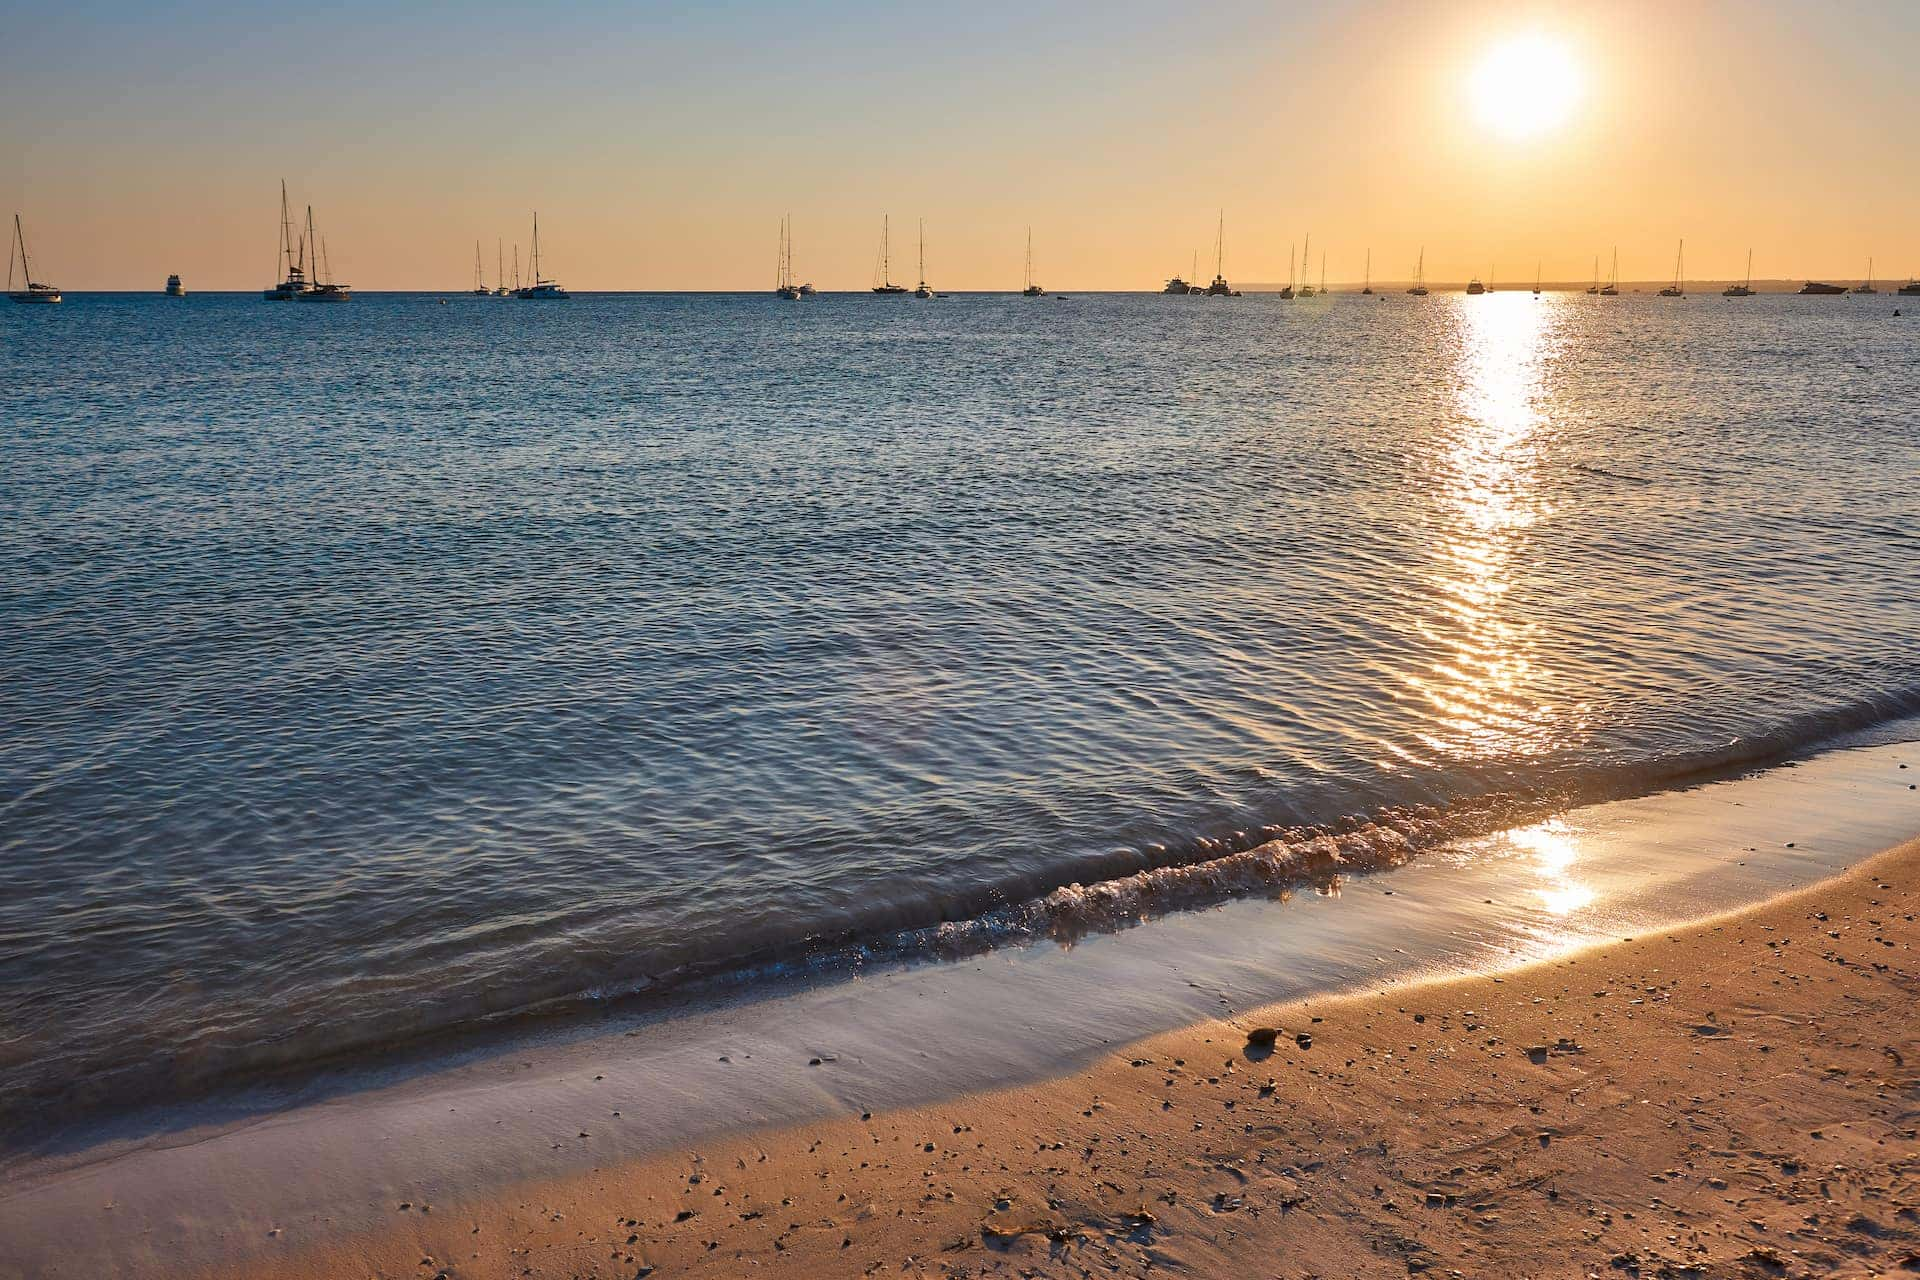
871, 216, 908, 294
1657, 240, 1685, 296
1296, 234, 1314, 297
1853, 259, 1877, 295
7, 214, 61, 303
1723, 250, 1755, 297
493, 242, 511, 296
1598, 248, 1620, 296
295, 208, 351, 302
1899, 278, 1920, 297
774, 215, 802, 300
912, 220, 935, 298
164, 273, 186, 297
1406, 247, 1428, 296
1021, 227, 1044, 297
1202, 211, 1240, 296
263, 181, 313, 301
1797, 281, 1845, 295
1465, 277, 1485, 296
515, 213, 570, 299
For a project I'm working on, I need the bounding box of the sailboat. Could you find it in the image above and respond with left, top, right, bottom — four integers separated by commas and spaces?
1723, 250, 1755, 297
471, 241, 490, 296
1203, 211, 1239, 296
1278, 243, 1295, 299
774, 215, 802, 300
1406, 248, 1428, 296
1657, 240, 1685, 296
297, 207, 352, 301
1297, 233, 1315, 297
1022, 227, 1044, 297
1853, 259, 1877, 295
1532, 261, 1541, 296
872, 216, 908, 294
1586, 255, 1600, 294
493, 241, 510, 296
515, 213, 570, 299
7, 214, 62, 304
263, 180, 312, 300
1320, 252, 1326, 297
1599, 248, 1620, 296
1361, 249, 1373, 295
912, 220, 936, 298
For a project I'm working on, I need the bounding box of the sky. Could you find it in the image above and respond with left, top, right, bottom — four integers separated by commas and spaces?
4, 0, 1918, 291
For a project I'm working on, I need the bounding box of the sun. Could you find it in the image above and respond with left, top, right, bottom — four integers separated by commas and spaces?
1469, 33, 1583, 142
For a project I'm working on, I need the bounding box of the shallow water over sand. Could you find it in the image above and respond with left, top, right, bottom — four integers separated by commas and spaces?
3, 290, 1917, 1122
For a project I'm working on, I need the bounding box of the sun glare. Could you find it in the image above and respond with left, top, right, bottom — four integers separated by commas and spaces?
1469, 34, 1583, 142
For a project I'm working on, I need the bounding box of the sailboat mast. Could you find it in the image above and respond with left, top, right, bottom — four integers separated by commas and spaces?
1363, 248, 1370, 291
1287, 243, 1294, 290
883, 215, 890, 285
1025, 226, 1032, 290
15, 214, 31, 285
304, 205, 317, 280
1216, 210, 1224, 278
497, 240, 503, 291
1746, 248, 1753, 290
532, 213, 541, 284
918, 219, 925, 284
1301, 233, 1309, 287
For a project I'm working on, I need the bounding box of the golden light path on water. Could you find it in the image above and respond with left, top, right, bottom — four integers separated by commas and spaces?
1413, 294, 1598, 925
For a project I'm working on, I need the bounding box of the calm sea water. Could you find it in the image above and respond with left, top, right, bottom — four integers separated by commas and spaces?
3, 290, 1917, 1123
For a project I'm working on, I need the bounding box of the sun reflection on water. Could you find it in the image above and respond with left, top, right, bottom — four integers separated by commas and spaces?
1405, 294, 1571, 763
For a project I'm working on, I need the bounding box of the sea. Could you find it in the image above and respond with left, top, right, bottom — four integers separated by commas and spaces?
3, 288, 1917, 1133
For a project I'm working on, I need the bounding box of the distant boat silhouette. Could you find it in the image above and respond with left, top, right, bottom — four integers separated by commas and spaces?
1657, 240, 1685, 297
1164, 251, 1200, 295
296, 206, 351, 302
1406, 247, 1428, 296
1022, 227, 1044, 297
1533, 261, 1541, 296
1465, 276, 1485, 296
1900, 277, 1920, 297
1296, 233, 1315, 298
471, 241, 490, 296
8, 214, 61, 304
872, 216, 908, 294
164, 273, 186, 298
774, 215, 801, 300
515, 212, 570, 299
1599, 248, 1620, 296
1723, 250, 1755, 297
1278, 242, 1295, 299
263, 181, 312, 301
1361, 248, 1373, 295
912, 220, 935, 298
1853, 259, 1877, 295
1203, 211, 1240, 296
1797, 280, 1845, 295
1586, 255, 1600, 294
493, 241, 510, 296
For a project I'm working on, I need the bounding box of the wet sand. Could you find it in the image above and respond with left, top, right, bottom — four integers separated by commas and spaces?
155, 831, 1918, 1280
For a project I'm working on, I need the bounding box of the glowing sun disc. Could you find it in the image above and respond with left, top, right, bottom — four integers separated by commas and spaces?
1469, 34, 1583, 141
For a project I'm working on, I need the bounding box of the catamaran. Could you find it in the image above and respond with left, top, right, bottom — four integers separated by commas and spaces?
912, 220, 935, 298
872, 216, 908, 294
1406, 248, 1428, 296
1657, 240, 1685, 296
263, 181, 313, 301
297, 207, 351, 302
1203, 211, 1239, 296
1723, 250, 1755, 297
515, 213, 570, 299
1021, 228, 1044, 297
774, 215, 802, 300
8, 214, 62, 303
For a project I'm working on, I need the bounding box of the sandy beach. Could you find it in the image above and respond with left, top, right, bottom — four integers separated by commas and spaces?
153, 829, 1913, 1280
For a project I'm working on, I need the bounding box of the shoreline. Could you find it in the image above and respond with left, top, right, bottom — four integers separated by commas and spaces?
0, 740, 1912, 1276
190, 832, 1920, 1279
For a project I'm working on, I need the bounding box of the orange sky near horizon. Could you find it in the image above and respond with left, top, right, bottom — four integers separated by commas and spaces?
4, 0, 1917, 292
